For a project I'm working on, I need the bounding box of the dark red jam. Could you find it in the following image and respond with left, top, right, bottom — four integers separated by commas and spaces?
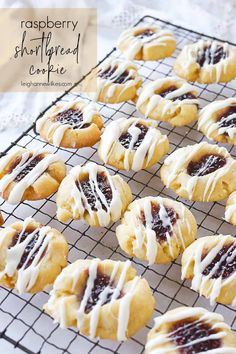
76, 172, 112, 211
136, 29, 155, 39
197, 44, 227, 67
140, 202, 178, 242
169, 318, 221, 353
217, 106, 236, 135
202, 243, 236, 279
9, 154, 44, 183
83, 272, 122, 313
56, 108, 90, 129
187, 154, 226, 177
159, 85, 197, 101
119, 123, 148, 149
98, 66, 130, 84
10, 228, 46, 269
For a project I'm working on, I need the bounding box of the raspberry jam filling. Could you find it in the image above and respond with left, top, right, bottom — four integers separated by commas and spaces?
217, 106, 236, 135
187, 154, 226, 177
119, 123, 148, 149
136, 29, 155, 39
76, 172, 113, 211
159, 85, 196, 101
83, 272, 123, 314
9, 154, 44, 182
11, 228, 47, 269
202, 243, 236, 279
56, 108, 90, 129
169, 318, 221, 353
197, 44, 227, 67
141, 202, 178, 242
98, 66, 130, 84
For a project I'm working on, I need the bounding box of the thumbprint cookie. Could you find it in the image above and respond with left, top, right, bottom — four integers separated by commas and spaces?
117, 26, 176, 61
198, 98, 236, 145
0, 148, 66, 204
174, 40, 236, 83
145, 307, 236, 353
116, 196, 197, 265
98, 118, 169, 171
36, 99, 103, 148
0, 217, 68, 294
182, 235, 236, 305
160, 142, 236, 202
225, 191, 236, 226
136, 77, 199, 126
56, 162, 132, 227
44, 259, 155, 340
84, 58, 142, 103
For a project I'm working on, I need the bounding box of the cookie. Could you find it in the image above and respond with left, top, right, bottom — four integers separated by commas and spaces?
160, 142, 236, 202
0, 217, 68, 294
83, 58, 142, 103
0, 148, 66, 204
225, 191, 236, 225
146, 307, 236, 354
44, 259, 155, 340
117, 26, 176, 60
116, 196, 197, 265
136, 77, 199, 126
182, 235, 236, 305
98, 118, 169, 171
36, 99, 103, 148
174, 40, 236, 83
198, 98, 236, 145
56, 162, 132, 227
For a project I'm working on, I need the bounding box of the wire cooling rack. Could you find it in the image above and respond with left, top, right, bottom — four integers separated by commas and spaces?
1, 14, 236, 354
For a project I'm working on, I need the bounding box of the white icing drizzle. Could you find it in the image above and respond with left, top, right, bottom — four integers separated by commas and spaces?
70, 162, 123, 226
136, 77, 198, 118
76, 259, 139, 340
198, 98, 236, 141
180, 40, 230, 82
36, 100, 100, 147
0, 217, 52, 294
117, 26, 175, 60
225, 192, 236, 222
132, 197, 189, 265
0, 149, 61, 204
99, 118, 166, 171
182, 235, 236, 305
146, 307, 234, 354
91, 58, 140, 101
163, 142, 231, 201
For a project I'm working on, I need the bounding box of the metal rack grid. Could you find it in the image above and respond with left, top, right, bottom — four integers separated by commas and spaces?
1, 14, 236, 354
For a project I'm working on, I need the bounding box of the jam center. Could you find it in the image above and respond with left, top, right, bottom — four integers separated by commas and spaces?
218, 106, 236, 134
187, 154, 226, 177
77, 172, 113, 211
159, 85, 196, 101
11, 228, 47, 269
197, 44, 227, 67
9, 154, 44, 183
83, 272, 122, 314
98, 66, 130, 84
136, 29, 155, 39
202, 243, 236, 279
169, 318, 221, 354
119, 123, 148, 149
56, 108, 89, 129
141, 202, 178, 242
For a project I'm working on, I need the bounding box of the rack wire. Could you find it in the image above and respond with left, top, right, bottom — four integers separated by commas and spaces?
0, 15, 236, 354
